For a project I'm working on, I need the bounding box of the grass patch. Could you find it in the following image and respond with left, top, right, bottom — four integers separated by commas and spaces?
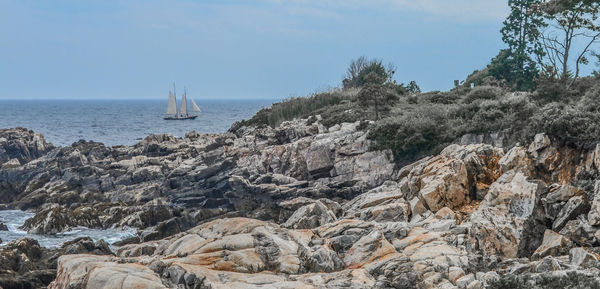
235, 88, 360, 128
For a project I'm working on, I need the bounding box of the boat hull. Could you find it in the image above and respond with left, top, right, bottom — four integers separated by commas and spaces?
163, 115, 198, 120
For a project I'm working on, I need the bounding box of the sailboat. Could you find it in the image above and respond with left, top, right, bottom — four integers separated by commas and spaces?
164, 84, 200, 120
190, 98, 202, 113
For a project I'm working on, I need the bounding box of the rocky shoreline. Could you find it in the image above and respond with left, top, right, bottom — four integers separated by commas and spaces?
2, 117, 600, 288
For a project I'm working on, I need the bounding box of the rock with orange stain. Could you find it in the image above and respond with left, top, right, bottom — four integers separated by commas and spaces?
441, 144, 504, 199
50, 217, 420, 289
393, 143, 505, 214
417, 154, 470, 213
342, 181, 412, 222
342, 230, 399, 269
498, 146, 532, 174
531, 230, 573, 260
116, 238, 169, 257
45, 126, 600, 289
48, 254, 166, 289
469, 169, 547, 258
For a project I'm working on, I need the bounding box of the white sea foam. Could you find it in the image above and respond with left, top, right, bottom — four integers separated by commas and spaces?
0, 210, 137, 248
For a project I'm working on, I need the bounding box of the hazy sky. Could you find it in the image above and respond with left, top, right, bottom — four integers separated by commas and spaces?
1, 0, 511, 99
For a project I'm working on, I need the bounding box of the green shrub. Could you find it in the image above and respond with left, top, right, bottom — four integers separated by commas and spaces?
463, 86, 505, 104
369, 105, 458, 162
487, 272, 600, 289
532, 103, 600, 149
421, 91, 462, 104
532, 78, 571, 103
487, 274, 530, 289
368, 91, 540, 162
312, 100, 365, 127
578, 81, 600, 113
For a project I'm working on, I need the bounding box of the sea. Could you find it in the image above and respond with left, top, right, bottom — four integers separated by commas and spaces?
0, 99, 274, 247
0, 99, 274, 146
0, 210, 136, 248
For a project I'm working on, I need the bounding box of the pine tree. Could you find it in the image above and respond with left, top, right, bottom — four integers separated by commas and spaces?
358, 72, 398, 120
498, 0, 546, 90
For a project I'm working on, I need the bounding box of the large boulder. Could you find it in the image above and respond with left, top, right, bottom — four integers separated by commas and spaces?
277, 197, 342, 223
569, 247, 600, 269
397, 144, 503, 214
559, 216, 597, 246
531, 230, 573, 260
498, 146, 532, 173
469, 169, 547, 258
21, 205, 102, 234
49, 255, 166, 289
343, 181, 411, 222
0, 127, 53, 166
417, 153, 470, 212
61, 237, 114, 256
282, 200, 337, 229
305, 142, 334, 179
0, 238, 56, 289
342, 229, 398, 268
552, 195, 589, 231
50, 217, 421, 289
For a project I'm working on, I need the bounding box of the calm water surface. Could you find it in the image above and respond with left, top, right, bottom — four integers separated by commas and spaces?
0, 99, 273, 146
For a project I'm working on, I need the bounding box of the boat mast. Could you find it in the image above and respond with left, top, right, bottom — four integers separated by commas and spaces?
174, 83, 178, 116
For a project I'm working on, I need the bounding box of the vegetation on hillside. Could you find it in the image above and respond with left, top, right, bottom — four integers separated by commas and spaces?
233, 0, 600, 164
369, 76, 600, 162
234, 88, 363, 129
487, 272, 600, 289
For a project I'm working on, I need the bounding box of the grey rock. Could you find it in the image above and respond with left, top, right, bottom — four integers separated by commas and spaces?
282, 200, 336, 229
531, 230, 573, 260
305, 143, 333, 179
587, 181, 600, 225
305, 247, 344, 273
559, 216, 596, 246
570, 247, 600, 268
534, 256, 562, 273
552, 195, 589, 231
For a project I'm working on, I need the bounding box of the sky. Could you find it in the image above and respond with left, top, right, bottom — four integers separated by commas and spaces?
0, 0, 512, 99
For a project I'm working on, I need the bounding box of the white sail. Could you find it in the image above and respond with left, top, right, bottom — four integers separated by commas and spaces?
191, 98, 201, 112
180, 92, 188, 115
166, 91, 177, 115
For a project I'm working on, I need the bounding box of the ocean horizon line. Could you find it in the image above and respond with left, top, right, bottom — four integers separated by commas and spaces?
0, 97, 280, 101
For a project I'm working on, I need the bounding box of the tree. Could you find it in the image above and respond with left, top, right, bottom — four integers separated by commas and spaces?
343, 57, 395, 89
593, 52, 600, 76
343, 56, 369, 88
406, 81, 421, 94
358, 72, 398, 120
487, 49, 535, 90
537, 0, 600, 81
496, 0, 545, 90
